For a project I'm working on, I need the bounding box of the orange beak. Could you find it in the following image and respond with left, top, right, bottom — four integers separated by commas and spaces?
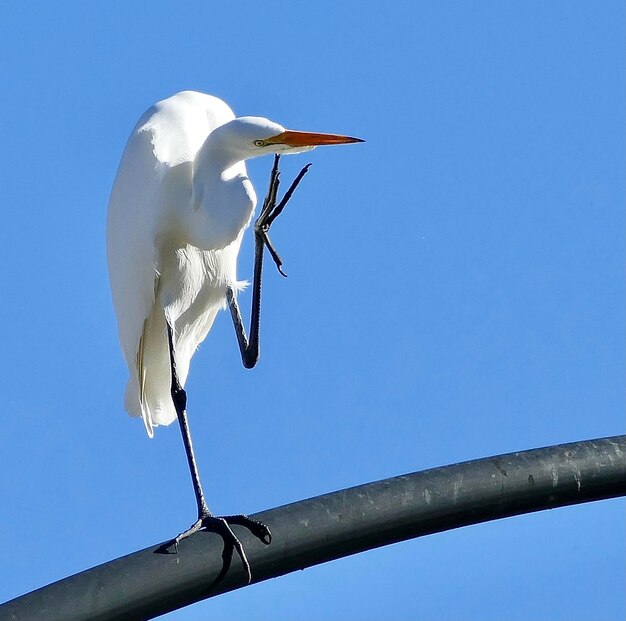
266, 130, 364, 147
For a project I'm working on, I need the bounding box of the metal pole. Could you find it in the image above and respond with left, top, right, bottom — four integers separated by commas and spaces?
2, 435, 625, 621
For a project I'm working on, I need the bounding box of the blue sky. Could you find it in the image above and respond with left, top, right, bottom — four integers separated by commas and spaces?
0, 2, 624, 619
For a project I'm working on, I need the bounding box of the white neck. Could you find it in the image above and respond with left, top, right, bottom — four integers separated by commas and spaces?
183, 126, 256, 253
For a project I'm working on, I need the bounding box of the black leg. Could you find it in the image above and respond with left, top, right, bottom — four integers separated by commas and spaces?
166, 320, 210, 518
165, 320, 271, 584
228, 155, 311, 369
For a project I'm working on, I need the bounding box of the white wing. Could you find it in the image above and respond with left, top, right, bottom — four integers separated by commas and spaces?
107, 91, 237, 436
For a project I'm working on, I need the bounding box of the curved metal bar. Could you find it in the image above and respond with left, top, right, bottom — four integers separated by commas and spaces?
2, 435, 625, 621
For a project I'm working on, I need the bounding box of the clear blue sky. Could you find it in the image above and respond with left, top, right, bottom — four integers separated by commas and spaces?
0, 2, 624, 619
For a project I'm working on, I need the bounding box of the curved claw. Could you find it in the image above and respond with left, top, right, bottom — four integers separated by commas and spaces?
212, 517, 252, 583
254, 160, 312, 276
170, 514, 272, 585
224, 514, 272, 544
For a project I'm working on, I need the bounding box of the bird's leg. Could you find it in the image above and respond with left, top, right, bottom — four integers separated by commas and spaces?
228, 154, 311, 369
165, 320, 271, 584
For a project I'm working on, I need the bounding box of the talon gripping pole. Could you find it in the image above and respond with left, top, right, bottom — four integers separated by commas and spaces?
2, 435, 625, 621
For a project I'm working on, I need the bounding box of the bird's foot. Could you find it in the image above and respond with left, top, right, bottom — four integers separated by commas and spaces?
172, 513, 271, 584
255, 154, 312, 277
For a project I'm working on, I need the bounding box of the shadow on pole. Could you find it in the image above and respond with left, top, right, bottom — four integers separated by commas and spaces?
2, 435, 625, 621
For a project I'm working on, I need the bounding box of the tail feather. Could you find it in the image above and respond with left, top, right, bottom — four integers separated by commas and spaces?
126, 305, 178, 436
124, 378, 155, 437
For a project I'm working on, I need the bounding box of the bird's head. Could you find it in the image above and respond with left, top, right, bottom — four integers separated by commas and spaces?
213, 116, 363, 160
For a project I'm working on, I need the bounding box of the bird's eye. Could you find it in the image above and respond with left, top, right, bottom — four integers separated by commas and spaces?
253, 140, 266, 147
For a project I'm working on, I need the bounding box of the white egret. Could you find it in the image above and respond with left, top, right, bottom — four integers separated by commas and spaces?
107, 90, 362, 580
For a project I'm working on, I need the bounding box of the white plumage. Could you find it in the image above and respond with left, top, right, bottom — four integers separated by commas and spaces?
107, 90, 361, 438
108, 91, 253, 435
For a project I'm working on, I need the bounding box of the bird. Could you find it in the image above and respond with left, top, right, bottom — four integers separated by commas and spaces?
107, 90, 362, 581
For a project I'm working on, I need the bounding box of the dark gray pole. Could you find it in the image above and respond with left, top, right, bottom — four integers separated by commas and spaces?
2, 435, 625, 621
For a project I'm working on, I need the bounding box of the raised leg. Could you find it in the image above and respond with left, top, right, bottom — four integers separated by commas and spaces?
165, 320, 271, 584
228, 155, 311, 369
